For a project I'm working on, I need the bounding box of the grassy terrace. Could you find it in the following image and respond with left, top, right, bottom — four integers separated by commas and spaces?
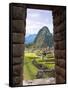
23, 52, 38, 80
23, 50, 55, 80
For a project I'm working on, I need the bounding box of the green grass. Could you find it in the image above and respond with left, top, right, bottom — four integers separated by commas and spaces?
23, 62, 38, 80
23, 53, 38, 80
23, 51, 55, 80
46, 53, 55, 58
25, 52, 38, 58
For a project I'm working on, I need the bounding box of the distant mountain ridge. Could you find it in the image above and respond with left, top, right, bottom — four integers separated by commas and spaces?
25, 34, 36, 44
25, 26, 54, 48
34, 26, 54, 48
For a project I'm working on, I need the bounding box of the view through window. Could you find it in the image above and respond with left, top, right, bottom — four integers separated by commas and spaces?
23, 8, 56, 86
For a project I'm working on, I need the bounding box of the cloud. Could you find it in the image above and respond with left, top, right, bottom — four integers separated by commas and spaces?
26, 9, 53, 35
27, 13, 40, 18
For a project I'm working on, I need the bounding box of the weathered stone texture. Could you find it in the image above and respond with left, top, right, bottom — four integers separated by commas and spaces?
12, 6, 26, 19
53, 7, 66, 84
9, 3, 26, 87
13, 33, 25, 43
13, 44, 24, 56
13, 57, 23, 65
13, 64, 22, 76
12, 20, 25, 33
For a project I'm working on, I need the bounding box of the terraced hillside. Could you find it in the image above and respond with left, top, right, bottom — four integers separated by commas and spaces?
23, 50, 55, 80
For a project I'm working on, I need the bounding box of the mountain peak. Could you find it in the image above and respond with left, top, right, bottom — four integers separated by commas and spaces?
41, 26, 49, 30
34, 26, 54, 48
39, 26, 50, 34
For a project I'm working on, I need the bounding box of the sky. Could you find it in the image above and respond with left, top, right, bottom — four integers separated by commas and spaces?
26, 8, 53, 36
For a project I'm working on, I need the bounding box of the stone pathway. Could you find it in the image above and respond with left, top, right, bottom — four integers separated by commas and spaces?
23, 77, 56, 86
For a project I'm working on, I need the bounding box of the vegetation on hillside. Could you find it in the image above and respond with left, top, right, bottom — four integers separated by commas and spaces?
23, 26, 55, 80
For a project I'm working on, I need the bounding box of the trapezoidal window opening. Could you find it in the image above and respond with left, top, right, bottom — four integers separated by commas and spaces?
23, 8, 56, 86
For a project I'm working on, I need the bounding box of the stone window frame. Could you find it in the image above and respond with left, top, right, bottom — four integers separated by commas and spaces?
9, 3, 66, 87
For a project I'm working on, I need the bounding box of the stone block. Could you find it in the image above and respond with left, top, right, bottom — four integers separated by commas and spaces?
12, 20, 25, 33
13, 33, 25, 43
54, 50, 65, 59
13, 76, 22, 85
13, 64, 22, 76
56, 65, 65, 78
12, 6, 26, 19
13, 57, 23, 65
56, 59, 65, 68
54, 40, 66, 50
54, 30, 65, 41
13, 44, 24, 56
56, 74, 65, 84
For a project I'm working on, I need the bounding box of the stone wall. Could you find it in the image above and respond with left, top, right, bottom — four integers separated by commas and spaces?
9, 3, 26, 87
53, 7, 66, 84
